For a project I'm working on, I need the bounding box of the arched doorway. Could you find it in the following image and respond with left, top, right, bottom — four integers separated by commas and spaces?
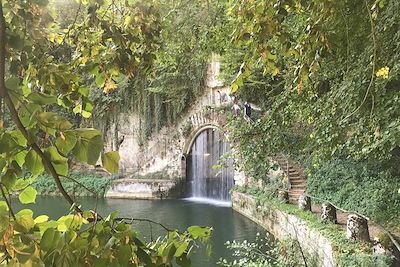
185, 127, 234, 201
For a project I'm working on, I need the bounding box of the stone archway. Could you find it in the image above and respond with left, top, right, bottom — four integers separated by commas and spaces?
183, 125, 234, 201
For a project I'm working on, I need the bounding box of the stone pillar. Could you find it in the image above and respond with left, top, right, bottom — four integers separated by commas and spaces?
278, 190, 289, 203
321, 202, 337, 223
346, 214, 370, 242
298, 194, 311, 211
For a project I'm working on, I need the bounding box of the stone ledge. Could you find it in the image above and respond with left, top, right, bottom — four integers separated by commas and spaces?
232, 191, 336, 267
106, 179, 183, 199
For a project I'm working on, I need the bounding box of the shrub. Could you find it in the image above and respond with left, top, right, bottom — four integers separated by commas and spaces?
307, 159, 400, 229
33, 172, 111, 197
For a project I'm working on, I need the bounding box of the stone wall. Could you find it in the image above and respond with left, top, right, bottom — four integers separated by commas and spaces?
232, 191, 337, 267
106, 178, 184, 199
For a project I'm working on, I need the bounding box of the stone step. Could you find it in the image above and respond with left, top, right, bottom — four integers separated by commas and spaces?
290, 181, 307, 187
289, 177, 304, 181
290, 184, 306, 189
289, 189, 306, 194
289, 177, 306, 182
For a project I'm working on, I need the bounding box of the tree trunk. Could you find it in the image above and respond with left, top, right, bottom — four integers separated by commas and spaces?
321, 202, 337, 223
346, 214, 370, 242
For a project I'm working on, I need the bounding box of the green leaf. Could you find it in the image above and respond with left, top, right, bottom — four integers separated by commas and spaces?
0, 158, 6, 172
5, 76, 20, 90
13, 178, 30, 191
1, 169, 17, 190
19, 186, 37, 204
44, 147, 67, 163
187, 226, 210, 238
28, 92, 57, 105
72, 129, 103, 165
13, 150, 27, 167
34, 215, 49, 224
78, 87, 89, 97
41, 228, 61, 251
15, 209, 35, 233
102, 151, 120, 173
174, 241, 188, 257
117, 244, 132, 265
56, 131, 77, 155
25, 150, 44, 177
37, 112, 73, 130
0, 132, 19, 153
10, 130, 27, 147
44, 147, 68, 176
95, 73, 106, 87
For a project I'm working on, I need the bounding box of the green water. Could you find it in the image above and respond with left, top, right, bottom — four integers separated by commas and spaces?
15, 196, 272, 267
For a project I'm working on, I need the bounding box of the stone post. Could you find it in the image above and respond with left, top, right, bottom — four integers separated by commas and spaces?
346, 214, 370, 242
278, 190, 289, 203
298, 194, 311, 211
321, 202, 337, 223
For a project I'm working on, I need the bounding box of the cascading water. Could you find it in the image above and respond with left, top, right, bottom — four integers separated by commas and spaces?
186, 128, 234, 202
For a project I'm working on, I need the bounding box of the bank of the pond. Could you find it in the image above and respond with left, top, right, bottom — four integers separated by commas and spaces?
13, 196, 272, 267
232, 190, 393, 267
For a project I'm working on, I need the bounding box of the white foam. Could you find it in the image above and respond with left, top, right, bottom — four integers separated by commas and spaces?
183, 197, 232, 207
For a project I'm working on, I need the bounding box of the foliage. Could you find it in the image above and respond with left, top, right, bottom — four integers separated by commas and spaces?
218, 235, 311, 267
32, 172, 111, 197
0, 208, 212, 266
307, 159, 400, 229
221, 0, 400, 165
180, 121, 193, 137
220, 0, 400, 237
0, 0, 211, 266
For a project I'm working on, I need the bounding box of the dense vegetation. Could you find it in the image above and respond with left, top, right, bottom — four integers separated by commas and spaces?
33, 172, 111, 197
0, 0, 399, 265
221, 0, 400, 230
308, 160, 400, 229
0, 1, 212, 266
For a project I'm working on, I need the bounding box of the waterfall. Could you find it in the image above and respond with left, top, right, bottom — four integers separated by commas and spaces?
186, 128, 234, 201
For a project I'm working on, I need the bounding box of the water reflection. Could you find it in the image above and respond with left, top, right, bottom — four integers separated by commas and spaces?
13, 196, 272, 266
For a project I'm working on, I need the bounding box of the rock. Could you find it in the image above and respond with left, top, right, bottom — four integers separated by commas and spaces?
346, 214, 370, 242
321, 202, 337, 223
278, 190, 289, 203
298, 194, 311, 211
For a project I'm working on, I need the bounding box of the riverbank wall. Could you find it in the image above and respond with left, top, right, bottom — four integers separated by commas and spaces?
232, 191, 336, 267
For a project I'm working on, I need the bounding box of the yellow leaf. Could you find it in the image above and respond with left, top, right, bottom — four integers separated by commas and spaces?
104, 79, 118, 93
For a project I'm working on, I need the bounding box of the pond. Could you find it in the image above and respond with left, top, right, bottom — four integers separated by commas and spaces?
14, 196, 272, 266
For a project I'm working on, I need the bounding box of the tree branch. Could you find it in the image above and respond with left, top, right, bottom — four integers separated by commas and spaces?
116, 217, 179, 233
0, 3, 81, 213
0, 183, 15, 220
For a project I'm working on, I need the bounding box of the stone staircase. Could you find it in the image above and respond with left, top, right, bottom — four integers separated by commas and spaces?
275, 156, 307, 204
